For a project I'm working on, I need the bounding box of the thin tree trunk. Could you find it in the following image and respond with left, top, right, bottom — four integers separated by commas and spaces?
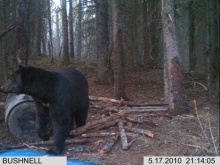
112, 0, 127, 100
77, 0, 82, 58
15, 0, 29, 65
162, 0, 191, 114
55, 8, 61, 57
69, 0, 74, 59
61, 0, 70, 65
2, 0, 9, 80
47, 0, 53, 63
188, 0, 195, 71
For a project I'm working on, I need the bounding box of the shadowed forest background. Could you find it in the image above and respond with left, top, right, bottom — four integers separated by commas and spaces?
0, 0, 219, 164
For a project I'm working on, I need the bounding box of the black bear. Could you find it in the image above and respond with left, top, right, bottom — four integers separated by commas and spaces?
0, 64, 89, 155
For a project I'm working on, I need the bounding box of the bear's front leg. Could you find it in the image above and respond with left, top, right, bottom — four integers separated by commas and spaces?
35, 101, 50, 141
47, 108, 70, 155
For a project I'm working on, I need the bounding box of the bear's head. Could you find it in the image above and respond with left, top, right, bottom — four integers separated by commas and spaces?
0, 64, 27, 94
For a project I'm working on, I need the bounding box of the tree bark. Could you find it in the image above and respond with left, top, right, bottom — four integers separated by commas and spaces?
112, 0, 127, 100
15, 0, 29, 64
47, 0, 53, 63
55, 8, 61, 57
77, 0, 82, 58
188, 0, 195, 71
162, 0, 191, 114
95, 0, 112, 84
61, 0, 70, 65
143, 0, 151, 69
69, 0, 74, 59
2, 0, 9, 80
33, 0, 41, 57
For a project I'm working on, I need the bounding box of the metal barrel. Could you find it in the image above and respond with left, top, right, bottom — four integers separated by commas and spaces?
5, 93, 37, 140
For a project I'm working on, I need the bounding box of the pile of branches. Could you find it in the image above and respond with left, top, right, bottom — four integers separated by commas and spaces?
70, 96, 168, 155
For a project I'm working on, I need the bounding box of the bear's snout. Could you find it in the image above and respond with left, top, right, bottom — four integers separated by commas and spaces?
0, 79, 13, 94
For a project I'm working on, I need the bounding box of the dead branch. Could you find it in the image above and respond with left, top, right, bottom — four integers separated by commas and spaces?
120, 106, 168, 110
100, 134, 119, 156
97, 120, 118, 130
0, 21, 20, 39
119, 107, 167, 113
81, 132, 117, 138
90, 104, 113, 110
124, 126, 154, 138
207, 111, 219, 156
194, 100, 211, 145
70, 112, 124, 136
182, 143, 202, 149
100, 106, 119, 114
118, 119, 129, 150
89, 96, 134, 105
136, 113, 172, 119
193, 81, 208, 91
125, 117, 158, 126
1, 138, 89, 150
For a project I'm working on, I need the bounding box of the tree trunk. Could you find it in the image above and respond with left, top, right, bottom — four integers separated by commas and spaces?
55, 8, 61, 57
77, 0, 82, 58
47, 0, 53, 63
112, 0, 127, 100
95, 0, 112, 84
188, 0, 195, 71
2, 0, 9, 80
143, 0, 151, 69
206, 0, 219, 99
15, 0, 29, 65
61, 0, 70, 65
69, 0, 74, 59
33, 0, 41, 57
162, 0, 191, 114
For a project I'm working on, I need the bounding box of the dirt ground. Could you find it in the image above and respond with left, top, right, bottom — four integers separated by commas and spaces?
0, 59, 219, 165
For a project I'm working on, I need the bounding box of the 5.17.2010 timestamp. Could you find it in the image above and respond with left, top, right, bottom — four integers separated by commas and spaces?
144, 157, 220, 165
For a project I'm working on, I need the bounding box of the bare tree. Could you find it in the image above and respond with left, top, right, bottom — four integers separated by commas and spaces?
112, 0, 127, 100
61, 0, 70, 65
162, 0, 191, 114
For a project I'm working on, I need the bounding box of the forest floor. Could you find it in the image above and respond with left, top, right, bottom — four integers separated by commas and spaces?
0, 56, 219, 165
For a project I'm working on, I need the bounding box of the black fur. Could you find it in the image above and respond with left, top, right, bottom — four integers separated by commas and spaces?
1, 64, 89, 155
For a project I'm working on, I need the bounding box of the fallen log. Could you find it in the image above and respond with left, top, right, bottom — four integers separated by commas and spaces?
1, 138, 89, 150
100, 134, 119, 156
89, 96, 134, 105
100, 106, 119, 114
119, 108, 167, 113
124, 126, 154, 138
97, 120, 118, 130
81, 132, 117, 138
118, 119, 129, 150
120, 106, 168, 110
70, 112, 124, 136
125, 117, 158, 126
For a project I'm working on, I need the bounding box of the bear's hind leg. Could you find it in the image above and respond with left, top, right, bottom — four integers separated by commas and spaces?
74, 109, 88, 127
